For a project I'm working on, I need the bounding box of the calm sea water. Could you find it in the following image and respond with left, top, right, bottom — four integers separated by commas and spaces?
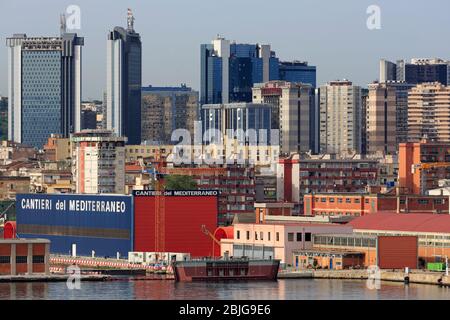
0, 278, 449, 300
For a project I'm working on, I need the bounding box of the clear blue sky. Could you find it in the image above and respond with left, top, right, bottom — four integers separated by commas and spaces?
1, 0, 450, 100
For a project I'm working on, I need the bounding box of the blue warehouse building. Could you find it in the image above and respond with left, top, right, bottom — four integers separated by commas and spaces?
16, 194, 133, 258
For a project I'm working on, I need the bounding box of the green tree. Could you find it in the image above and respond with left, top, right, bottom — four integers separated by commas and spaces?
164, 175, 198, 191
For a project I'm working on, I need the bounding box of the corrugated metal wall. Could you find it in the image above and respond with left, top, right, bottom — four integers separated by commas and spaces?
134, 193, 218, 257
377, 236, 418, 269
16, 194, 133, 258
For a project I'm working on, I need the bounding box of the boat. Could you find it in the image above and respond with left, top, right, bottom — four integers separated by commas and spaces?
172, 257, 280, 282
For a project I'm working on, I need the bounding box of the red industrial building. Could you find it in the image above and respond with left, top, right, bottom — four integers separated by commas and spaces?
133, 190, 218, 258
304, 193, 449, 217
349, 213, 450, 265
0, 239, 50, 275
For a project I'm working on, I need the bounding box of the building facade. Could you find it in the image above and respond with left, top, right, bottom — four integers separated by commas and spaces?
200, 36, 279, 105
6, 30, 84, 149
141, 85, 199, 144
252, 81, 316, 155
106, 9, 142, 145
319, 80, 362, 155
278, 61, 317, 88
71, 130, 127, 194
407, 82, 450, 142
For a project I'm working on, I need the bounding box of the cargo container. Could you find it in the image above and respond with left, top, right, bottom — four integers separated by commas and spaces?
16, 194, 133, 258
133, 190, 218, 257
427, 262, 446, 272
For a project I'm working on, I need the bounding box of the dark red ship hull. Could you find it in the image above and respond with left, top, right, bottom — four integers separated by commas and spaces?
173, 259, 280, 282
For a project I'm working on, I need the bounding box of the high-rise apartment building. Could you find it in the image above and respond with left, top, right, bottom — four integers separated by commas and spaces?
106, 9, 142, 145
319, 80, 362, 155
407, 82, 450, 142
366, 81, 415, 155
141, 85, 199, 144
200, 36, 279, 105
252, 81, 316, 155
278, 61, 317, 88
71, 130, 127, 194
6, 23, 84, 149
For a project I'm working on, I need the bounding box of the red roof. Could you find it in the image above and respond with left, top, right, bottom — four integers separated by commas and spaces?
349, 213, 450, 234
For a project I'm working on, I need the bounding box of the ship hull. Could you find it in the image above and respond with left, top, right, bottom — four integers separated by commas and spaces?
173, 259, 280, 282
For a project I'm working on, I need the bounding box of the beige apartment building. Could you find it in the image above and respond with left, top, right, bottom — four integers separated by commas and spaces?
408, 82, 450, 142
367, 82, 397, 155
252, 81, 314, 155
319, 80, 362, 155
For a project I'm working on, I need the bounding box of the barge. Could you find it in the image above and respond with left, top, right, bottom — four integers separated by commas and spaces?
173, 258, 280, 282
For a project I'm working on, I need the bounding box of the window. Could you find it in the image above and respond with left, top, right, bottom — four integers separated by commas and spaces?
329, 198, 335, 203
255, 232, 258, 240
260, 232, 264, 241
418, 199, 429, 205
268, 232, 271, 241
296, 233, 302, 241
0, 256, 10, 264
237, 230, 240, 240
288, 233, 294, 242
16, 256, 27, 264
321, 198, 326, 203
32, 256, 45, 264
346, 198, 351, 203
276, 232, 280, 242
246, 231, 250, 240
354, 199, 360, 204
338, 198, 343, 203
305, 233, 312, 242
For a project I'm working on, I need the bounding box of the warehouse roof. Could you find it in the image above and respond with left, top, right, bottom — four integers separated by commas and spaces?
349, 213, 450, 234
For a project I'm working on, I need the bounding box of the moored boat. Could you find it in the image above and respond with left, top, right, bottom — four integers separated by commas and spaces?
172, 258, 280, 282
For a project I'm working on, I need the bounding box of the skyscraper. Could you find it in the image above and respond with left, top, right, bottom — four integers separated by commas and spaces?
380, 58, 449, 85
252, 81, 316, 155
106, 9, 142, 145
200, 36, 279, 105
319, 80, 362, 155
6, 18, 84, 149
278, 61, 317, 88
141, 85, 199, 144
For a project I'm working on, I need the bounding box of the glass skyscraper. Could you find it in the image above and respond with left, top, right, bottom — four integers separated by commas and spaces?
200, 37, 279, 105
6, 29, 84, 149
279, 61, 317, 88
107, 9, 142, 145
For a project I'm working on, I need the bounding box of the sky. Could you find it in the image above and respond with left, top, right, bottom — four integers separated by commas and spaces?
0, 0, 450, 100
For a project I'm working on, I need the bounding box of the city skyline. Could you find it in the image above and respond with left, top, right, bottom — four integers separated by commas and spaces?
1, 0, 450, 100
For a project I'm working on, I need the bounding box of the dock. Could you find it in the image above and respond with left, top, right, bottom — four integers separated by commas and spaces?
0, 274, 110, 283
279, 269, 450, 286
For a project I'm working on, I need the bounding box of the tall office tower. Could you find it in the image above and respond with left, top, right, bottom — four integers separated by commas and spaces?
319, 80, 362, 155
141, 85, 199, 144
278, 61, 317, 88
407, 82, 450, 142
200, 36, 279, 105
360, 88, 369, 155
379, 59, 397, 82
6, 20, 84, 149
366, 83, 396, 155
252, 81, 315, 155
71, 130, 127, 194
201, 103, 272, 144
396, 58, 449, 85
106, 9, 142, 145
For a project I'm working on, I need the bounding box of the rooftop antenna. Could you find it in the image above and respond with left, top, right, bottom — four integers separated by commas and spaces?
60, 13, 67, 35
127, 8, 135, 32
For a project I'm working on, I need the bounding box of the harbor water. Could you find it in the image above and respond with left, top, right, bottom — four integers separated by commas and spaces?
0, 278, 449, 300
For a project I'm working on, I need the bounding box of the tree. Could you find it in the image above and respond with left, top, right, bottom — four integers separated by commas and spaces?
164, 175, 198, 191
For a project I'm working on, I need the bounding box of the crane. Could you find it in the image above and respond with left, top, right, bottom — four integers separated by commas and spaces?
154, 150, 166, 258
201, 224, 220, 257
412, 162, 450, 174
